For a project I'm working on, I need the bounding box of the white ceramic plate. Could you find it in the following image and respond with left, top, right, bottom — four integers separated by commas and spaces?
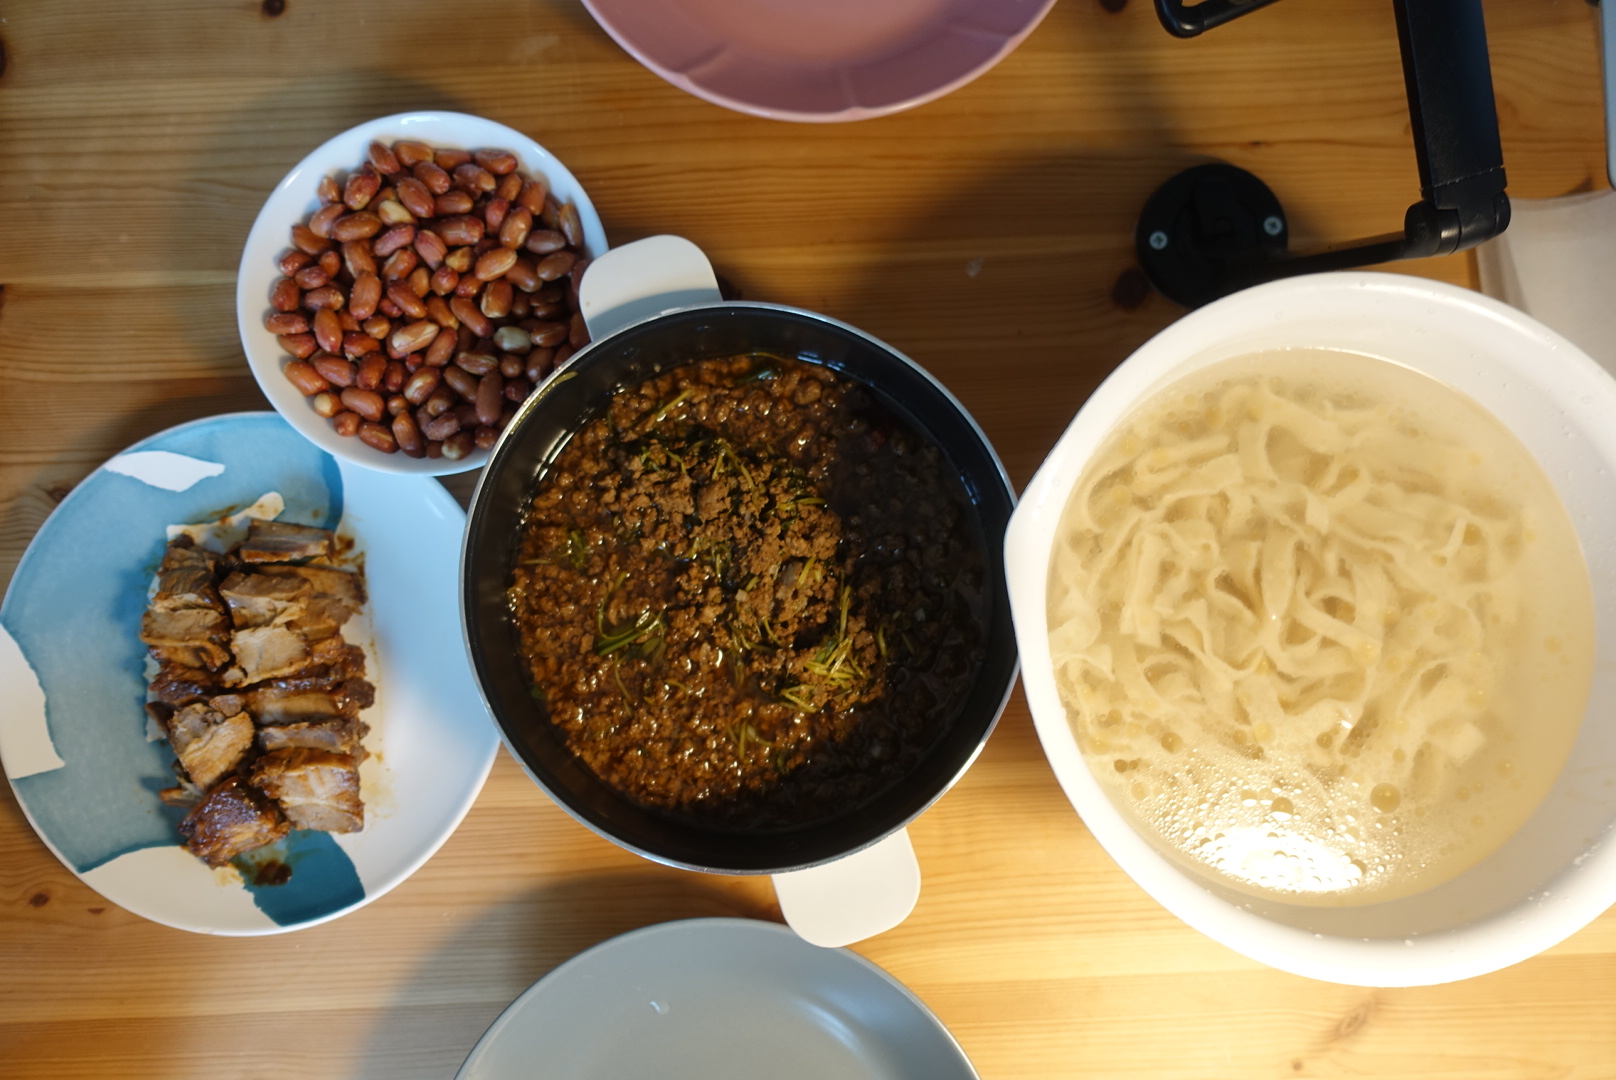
0, 413, 499, 934
456, 918, 978, 1080
236, 110, 609, 476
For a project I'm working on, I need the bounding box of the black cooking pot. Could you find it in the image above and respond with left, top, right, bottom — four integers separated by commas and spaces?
461, 299, 1017, 874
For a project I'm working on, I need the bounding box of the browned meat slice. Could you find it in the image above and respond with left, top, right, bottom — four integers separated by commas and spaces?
179, 776, 290, 867
334, 677, 375, 716
257, 718, 364, 756
250, 748, 363, 832
254, 565, 364, 640
147, 644, 213, 669
151, 563, 224, 615
245, 686, 342, 724
238, 519, 333, 564
140, 608, 230, 670
159, 536, 218, 575
164, 702, 254, 790
222, 625, 310, 686
217, 570, 311, 629
209, 693, 247, 717
150, 663, 220, 707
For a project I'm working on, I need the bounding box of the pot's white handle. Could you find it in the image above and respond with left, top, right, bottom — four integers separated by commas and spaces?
772, 828, 921, 948
578, 234, 722, 341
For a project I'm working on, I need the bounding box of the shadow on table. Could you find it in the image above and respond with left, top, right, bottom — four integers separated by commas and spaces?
351, 870, 780, 1080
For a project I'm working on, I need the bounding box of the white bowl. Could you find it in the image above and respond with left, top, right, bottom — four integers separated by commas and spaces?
236, 111, 609, 475
1007, 272, 1616, 986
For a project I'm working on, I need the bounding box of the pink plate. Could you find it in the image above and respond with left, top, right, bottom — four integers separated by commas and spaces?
581, 0, 1056, 123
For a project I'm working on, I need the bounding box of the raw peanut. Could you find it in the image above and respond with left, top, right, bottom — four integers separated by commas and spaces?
435, 147, 472, 170
481, 279, 512, 319
343, 331, 380, 357
393, 411, 426, 457
403, 366, 441, 404
499, 353, 524, 379
414, 228, 448, 270
500, 207, 532, 251
474, 248, 517, 281
456, 324, 476, 351
425, 440, 444, 459
317, 174, 341, 203
484, 197, 509, 232
363, 314, 392, 339
426, 294, 458, 328
390, 320, 440, 355
309, 202, 345, 239
404, 352, 424, 373
381, 246, 418, 281
504, 257, 540, 292
444, 365, 479, 398
524, 229, 566, 256
540, 195, 562, 230
358, 422, 399, 454
407, 265, 431, 298
386, 393, 409, 416
312, 308, 343, 354
453, 163, 496, 193
422, 412, 461, 441
312, 391, 342, 418
292, 224, 330, 255
376, 199, 414, 226
303, 285, 346, 311
394, 140, 433, 167
455, 275, 483, 300
425, 327, 457, 366
517, 180, 548, 214
265, 312, 308, 335
529, 293, 567, 320
313, 354, 357, 387
474, 425, 500, 451
320, 249, 343, 277
455, 352, 498, 377
535, 250, 576, 281
496, 172, 523, 202
434, 190, 473, 216
430, 265, 459, 296
331, 212, 383, 241
387, 282, 428, 319
368, 140, 401, 175
294, 265, 329, 290
349, 273, 382, 321
332, 411, 362, 437
279, 333, 318, 359
525, 347, 555, 383
504, 377, 532, 403
475, 148, 519, 175
494, 325, 530, 353
415, 160, 453, 195
379, 298, 403, 319
344, 166, 380, 210
372, 224, 415, 257
446, 246, 474, 274
383, 360, 408, 394
528, 320, 569, 348
450, 296, 493, 338
558, 202, 585, 248
453, 403, 481, 428
278, 249, 313, 276
284, 359, 329, 395
510, 291, 531, 318
356, 354, 388, 391
438, 216, 484, 246
396, 176, 436, 219
376, 185, 396, 204
473, 237, 498, 257
341, 387, 386, 422
441, 430, 476, 460
339, 310, 362, 333
569, 311, 589, 349
552, 342, 576, 368
342, 240, 378, 279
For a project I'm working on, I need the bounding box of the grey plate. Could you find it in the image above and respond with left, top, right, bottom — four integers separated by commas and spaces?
455, 918, 978, 1080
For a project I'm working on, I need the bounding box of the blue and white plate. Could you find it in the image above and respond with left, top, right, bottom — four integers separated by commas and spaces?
0, 413, 499, 934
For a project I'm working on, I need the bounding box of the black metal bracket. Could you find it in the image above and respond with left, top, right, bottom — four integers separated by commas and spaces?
1141, 0, 1511, 307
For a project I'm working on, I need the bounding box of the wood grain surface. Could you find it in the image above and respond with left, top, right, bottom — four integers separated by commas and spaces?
1, 1, 1613, 1078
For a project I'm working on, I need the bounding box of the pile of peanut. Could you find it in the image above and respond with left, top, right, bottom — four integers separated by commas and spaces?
265, 139, 591, 459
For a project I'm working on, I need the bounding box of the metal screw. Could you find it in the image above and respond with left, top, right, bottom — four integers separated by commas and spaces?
1263, 215, 1284, 237
1148, 230, 1169, 251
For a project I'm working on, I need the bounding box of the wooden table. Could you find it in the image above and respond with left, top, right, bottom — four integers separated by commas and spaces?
2, 2, 1612, 1077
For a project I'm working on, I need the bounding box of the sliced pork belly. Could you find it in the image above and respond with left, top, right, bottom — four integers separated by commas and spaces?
250, 748, 363, 832
254, 565, 364, 640
257, 718, 365, 757
149, 663, 221, 708
140, 607, 230, 670
238, 519, 333, 564
218, 570, 311, 629
222, 625, 309, 686
164, 702, 254, 790
179, 776, 290, 867
246, 685, 342, 725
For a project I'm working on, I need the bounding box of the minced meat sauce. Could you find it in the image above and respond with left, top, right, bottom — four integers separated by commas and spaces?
508, 355, 987, 829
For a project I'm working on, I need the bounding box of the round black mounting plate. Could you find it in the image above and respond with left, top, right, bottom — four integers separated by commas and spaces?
1136, 162, 1288, 308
